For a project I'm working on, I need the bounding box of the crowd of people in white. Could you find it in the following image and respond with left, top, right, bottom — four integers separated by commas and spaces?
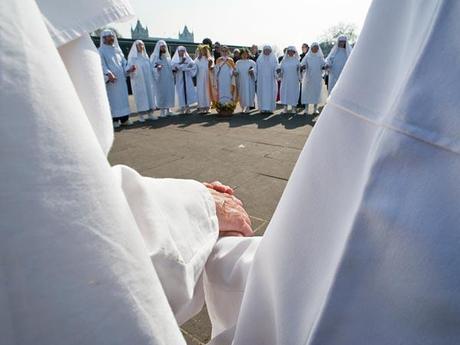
99, 30, 353, 128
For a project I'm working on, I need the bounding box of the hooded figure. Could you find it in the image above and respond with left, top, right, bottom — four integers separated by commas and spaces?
150, 40, 175, 117
326, 35, 352, 92
300, 42, 327, 115
127, 40, 157, 121
194, 44, 214, 113
171, 46, 197, 113
214, 46, 237, 105
256, 45, 279, 113
279, 46, 301, 113
235, 49, 257, 113
2, 1, 259, 345
98, 29, 134, 127
227, 1, 460, 344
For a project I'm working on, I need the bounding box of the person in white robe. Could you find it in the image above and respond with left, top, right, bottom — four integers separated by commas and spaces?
214, 46, 236, 105
256, 45, 279, 113
172, 46, 198, 114
99, 29, 135, 128
234, 49, 256, 113
2, 1, 259, 345
195, 45, 214, 114
326, 35, 352, 93
279, 46, 301, 114
150, 40, 175, 117
219, 0, 460, 344
300, 42, 327, 115
127, 40, 157, 122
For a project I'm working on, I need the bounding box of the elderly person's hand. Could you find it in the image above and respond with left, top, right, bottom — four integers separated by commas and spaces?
204, 182, 253, 237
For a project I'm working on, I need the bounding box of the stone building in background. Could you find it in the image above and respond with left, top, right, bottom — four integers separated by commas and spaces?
131, 20, 149, 40
178, 25, 194, 42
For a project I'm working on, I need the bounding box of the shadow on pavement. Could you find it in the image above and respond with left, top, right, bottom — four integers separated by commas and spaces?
116, 110, 319, 132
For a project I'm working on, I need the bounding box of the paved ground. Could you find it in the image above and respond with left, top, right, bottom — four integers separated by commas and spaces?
108, 103, 317, 344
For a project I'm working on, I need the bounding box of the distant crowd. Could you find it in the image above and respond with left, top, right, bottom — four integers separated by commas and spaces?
98, 30, 352, 128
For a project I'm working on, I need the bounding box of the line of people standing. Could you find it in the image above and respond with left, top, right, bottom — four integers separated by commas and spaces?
98, 29, 352, 128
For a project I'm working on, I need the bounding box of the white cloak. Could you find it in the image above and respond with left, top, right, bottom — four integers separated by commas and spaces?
235, 59, 256, 108
228, 0, 460, 344
99, 43, 131, 118
301, 52, 326, 105
127, 42, 156, 112
256, 54, 278, 112
215, 58, 235, 104
195, 56, 213, 108
327, 49, 349, 92
151, 54, 175, 109
279, 57, 301, 106
172, 58, 198, 107
1, 1, 259, 344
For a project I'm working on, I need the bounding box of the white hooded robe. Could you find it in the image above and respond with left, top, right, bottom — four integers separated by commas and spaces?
256, 46, 279, 112
127, 40, 156, 112
172, 46, 198, 108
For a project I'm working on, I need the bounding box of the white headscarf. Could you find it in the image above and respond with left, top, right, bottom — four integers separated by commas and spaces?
257, 44, 278, 65
150, 39, 170, 64
171, 45, 192, 64
327, 35, 352, 60
99, 29, 122, 53
281, 46, 299, 65
303, 41, 324, 61
127, 39, 148, 63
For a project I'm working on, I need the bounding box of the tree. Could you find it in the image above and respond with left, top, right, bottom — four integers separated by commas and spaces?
318, 22, 358, 57
92, 27, 123, 38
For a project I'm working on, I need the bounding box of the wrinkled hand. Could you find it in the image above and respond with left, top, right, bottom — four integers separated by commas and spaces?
205, 182, 253, 237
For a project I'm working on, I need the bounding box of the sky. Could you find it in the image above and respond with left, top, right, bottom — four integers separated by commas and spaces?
115, 0, 372, 51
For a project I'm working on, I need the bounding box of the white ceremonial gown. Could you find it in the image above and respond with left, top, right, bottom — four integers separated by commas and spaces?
256, 53, 278, 112
127, 41, 156, 112
228, 1, 460, 344
195, 56, 213, 108
1, 1, 260, 344
99, 39, 131, 118
172, 50, 198, 108
279, 56, 301, 106
326, 37, 352, 93
235, 59, 257, 108
215, 58, 235, 104
301, 50, 326, 105
151, 44, 175, 109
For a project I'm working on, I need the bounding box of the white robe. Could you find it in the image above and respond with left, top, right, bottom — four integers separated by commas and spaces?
227, 1, 460, 344
215, 58, 235, 104
256, 55, 278, 112
301, 53, 326, 105
236, 59, 256, 108
195, 57, 213, 108
2, 1, 259, 344
279, 57, 301, 106
173, 60, 198, 107
327, 48, 349, 92
128, 55, 156, 112
152, 55, 175, 108
99, 44, 131, 118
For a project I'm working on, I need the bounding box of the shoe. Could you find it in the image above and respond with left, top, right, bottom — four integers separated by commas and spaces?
113, 120, 120, 129
148, 113, 158, 120
138, 114, 145, 123
121, 119, 132, 126
159, 109, 167, 117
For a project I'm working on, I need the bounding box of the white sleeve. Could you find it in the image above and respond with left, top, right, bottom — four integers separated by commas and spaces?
113, 165, 219, 324
204, 237, 261, 340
